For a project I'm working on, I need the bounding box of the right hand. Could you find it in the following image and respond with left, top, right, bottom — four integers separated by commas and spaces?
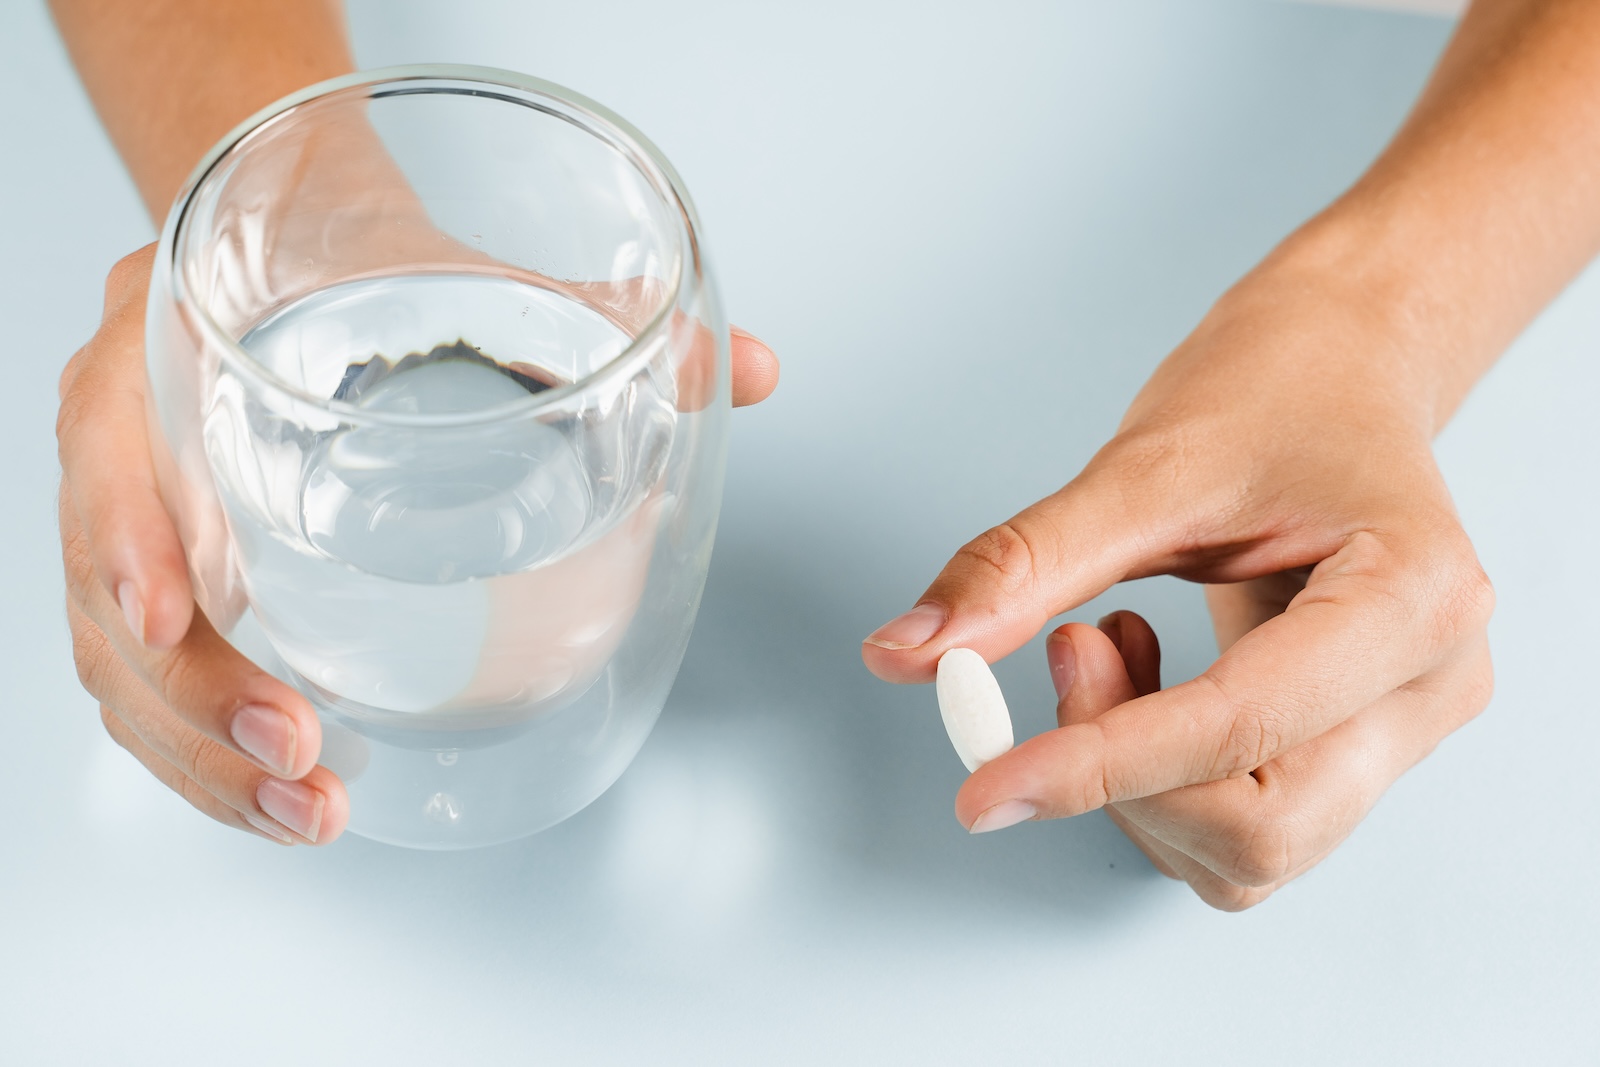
59, 244, 780, 844
862, 252, 1495, 908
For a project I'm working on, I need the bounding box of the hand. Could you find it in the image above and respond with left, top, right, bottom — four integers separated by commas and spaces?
59, 243, 780, 844
862, 264, 1494, 909
1052, 607, 1479, 911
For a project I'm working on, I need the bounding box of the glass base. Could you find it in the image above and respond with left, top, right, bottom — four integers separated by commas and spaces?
229, 609, 663, 850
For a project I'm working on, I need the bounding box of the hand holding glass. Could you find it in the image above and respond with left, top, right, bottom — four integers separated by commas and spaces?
146, 67, 731, 848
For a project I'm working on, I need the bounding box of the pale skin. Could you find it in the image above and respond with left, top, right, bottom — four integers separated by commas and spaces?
53, 2, 1597, 902
864, 0, 1600, 908
50, 0, 780, 846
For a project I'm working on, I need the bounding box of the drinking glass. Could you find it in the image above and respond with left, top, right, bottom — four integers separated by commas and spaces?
144, 66, 732, 849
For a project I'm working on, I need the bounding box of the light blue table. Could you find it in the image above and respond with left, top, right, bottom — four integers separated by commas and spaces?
2, 2, 1594, 1062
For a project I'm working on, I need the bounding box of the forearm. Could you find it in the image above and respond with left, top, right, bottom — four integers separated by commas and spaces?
50, 0, 353, 221
1233, 0, 1600, 432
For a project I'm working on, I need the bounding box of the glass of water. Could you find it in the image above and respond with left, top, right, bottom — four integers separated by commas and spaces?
144, 66, 732, 849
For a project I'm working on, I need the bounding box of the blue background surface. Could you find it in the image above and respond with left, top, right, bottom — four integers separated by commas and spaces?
1, 2, 1594, 1062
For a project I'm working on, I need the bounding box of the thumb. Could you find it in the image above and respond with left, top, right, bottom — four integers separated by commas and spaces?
730, 326, 780, 407
862, 461, 1175, 683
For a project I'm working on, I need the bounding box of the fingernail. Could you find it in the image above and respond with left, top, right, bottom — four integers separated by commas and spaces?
1046, 631, 1076, 700
729, 325, 766, 345
230, 704, 297, 777
257, 778, 325, 843
1098, 613, 1123, 651
865, 603, 947, 650
968, 800, 1037, 834
117, 581, 145, 646
243, 812, 294, 844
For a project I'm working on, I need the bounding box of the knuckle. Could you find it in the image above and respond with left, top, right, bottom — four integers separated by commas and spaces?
169, 767, 230, 824
1443, 557, 1496, 633
956, 520, 1047, 595
1063, 730, 1116, 814
1092, 427, 1202, 514
60, 521, 97, 601
150, 644, 214, 731
70, 621, 118, 699
1217, 715, 1269, 775
99, 703, 131, 748
104, 247, 153, 301
1404, 532, 1495, 655
58, 347, 87, 401
170, 723, 216, 781
1098, 427, 1184, 481
1463, 653, 1495, 718
54, 379, 95, 453
1437, 647, 1496, 736
187, 733, 238, 790
1092, 761, 1115, 816
1196, 880, 1276, 912
1218, 818, 1294, 888
1202, 675, 1287, 777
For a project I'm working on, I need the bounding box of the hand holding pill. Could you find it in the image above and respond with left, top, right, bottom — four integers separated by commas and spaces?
864, 263, 1498, 908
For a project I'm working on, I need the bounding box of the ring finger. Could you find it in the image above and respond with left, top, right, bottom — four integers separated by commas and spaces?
1113, 639, 1491, 888
75, 600, 348, 844
99, 706, 295, 844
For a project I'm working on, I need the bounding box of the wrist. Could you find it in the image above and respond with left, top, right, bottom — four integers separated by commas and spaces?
1222, 203, 1502, 435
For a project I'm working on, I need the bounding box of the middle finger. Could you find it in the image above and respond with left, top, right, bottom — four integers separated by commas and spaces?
71, 598, 349, 843
61, 483, 322, 780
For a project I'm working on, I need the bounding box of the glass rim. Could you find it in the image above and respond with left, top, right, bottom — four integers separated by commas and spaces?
164, 64, 700, 428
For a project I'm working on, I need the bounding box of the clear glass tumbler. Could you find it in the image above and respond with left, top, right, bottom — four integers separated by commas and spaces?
145, 66, 731, 849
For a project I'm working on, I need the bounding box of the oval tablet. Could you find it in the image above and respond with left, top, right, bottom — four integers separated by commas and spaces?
935, 648, 1015, 772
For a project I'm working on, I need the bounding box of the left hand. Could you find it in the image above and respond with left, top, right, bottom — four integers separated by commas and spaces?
59, 244, 779, 845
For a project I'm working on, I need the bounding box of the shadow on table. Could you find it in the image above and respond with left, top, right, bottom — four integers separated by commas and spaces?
659, 527, 1171, 923
293, 517, 1175, 972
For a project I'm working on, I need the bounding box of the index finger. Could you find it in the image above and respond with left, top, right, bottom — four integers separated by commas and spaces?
862, 458, 1171, 684
954, 529, 1494, 823
57, 247, 194, 650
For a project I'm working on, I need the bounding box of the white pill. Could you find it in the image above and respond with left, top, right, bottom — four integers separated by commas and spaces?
935, 648, 1015, 772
